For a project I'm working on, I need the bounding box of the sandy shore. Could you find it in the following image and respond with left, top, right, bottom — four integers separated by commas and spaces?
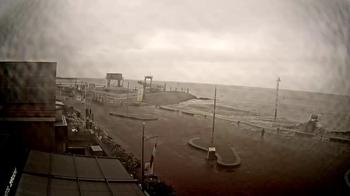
65, 96, 350, 196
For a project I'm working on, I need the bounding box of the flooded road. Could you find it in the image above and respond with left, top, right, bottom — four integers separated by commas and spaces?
66, 98, 350, 195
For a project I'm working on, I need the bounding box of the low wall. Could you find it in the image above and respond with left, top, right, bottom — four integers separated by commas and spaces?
109, 112, 158, 121
329, 137, 350, 144
159, 106, 179, 112
294, 131, 315, 138
181, 111, 195, 116
215, 147, 241, 168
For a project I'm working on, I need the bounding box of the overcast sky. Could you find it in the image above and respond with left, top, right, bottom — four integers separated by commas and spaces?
0, 0, 349, 94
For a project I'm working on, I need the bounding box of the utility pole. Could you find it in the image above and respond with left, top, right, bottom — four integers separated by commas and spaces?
274, 77, 281, 122
84, 82, 87, 124
211, 87, 217, 146
207, 87, 217, 160
126, 81, 129, 114
141, 122, 145, 190
143, 78, 146, 101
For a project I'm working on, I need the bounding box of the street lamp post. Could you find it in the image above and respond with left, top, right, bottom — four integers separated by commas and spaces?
211, 87, 217, 146
207, 87, 217, 160
141, 122, 145, 190
274, 77, 281, 122
126, 81, 129, 114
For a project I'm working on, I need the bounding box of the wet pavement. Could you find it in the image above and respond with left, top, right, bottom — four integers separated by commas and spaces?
65, 98, 350, 195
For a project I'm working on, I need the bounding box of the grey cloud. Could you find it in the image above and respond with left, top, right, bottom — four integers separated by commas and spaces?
0, 0, 349, 94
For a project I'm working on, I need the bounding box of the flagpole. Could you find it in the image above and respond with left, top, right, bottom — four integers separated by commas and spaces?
145, 135, 158, 176
152, 137, 158, 175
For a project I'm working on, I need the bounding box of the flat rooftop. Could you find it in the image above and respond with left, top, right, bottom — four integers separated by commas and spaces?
15, 150, 144, 196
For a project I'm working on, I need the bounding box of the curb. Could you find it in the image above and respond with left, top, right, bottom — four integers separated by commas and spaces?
159, 107, 284, 133
159, 106, 179, 112
294, 131, 315, 138
188, 137, 208, 152
162, 107, 350, 144
181, 111, 195, 116
216, 147, 241, 168
188, 137, 241, 168
109, 112, 158, 121
329, 137, 350, 144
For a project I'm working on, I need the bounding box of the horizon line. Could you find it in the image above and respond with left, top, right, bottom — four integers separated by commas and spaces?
56, 75, 350, 97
